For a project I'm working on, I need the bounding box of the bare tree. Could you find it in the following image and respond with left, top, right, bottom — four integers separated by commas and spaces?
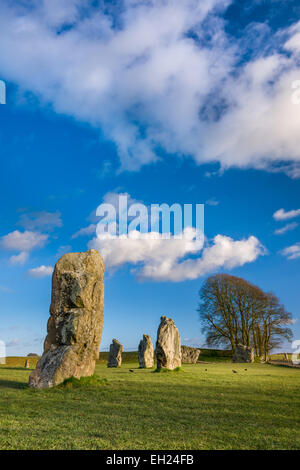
198, 274, 293, 357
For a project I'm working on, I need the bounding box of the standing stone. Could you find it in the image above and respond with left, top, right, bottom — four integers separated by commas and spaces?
24, 359, 30, 369
232, 344, 254, 363
29, 250, 105, 389
138, 335, 154, 368
107, 339, 123, 367
284, 353, 289, 361
155, 316, 181, 370
181, 346, 200, 364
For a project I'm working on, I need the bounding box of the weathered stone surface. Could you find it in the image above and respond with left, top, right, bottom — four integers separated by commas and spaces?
181, 346, 200, 364
25, 359, 30, 369
138, 335, 154, 368
232, 344, 254, 363
29, 249, 105, 389
107, 339, 123, 367
155, 316, 181, 370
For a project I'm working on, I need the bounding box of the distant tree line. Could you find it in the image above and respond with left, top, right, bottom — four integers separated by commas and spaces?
198, 274, 293, 361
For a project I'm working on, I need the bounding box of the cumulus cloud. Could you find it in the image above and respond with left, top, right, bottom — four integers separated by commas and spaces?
0, 230, 48, 252
18, 211, 62, 231
281, 243, 300, 260
274, 222, 298, 235
72, 191, 141, 238
9, 251, 29, 265
102, 192, 140, 215
0, 1, 300, 174
27, 265, 53, 278
273, 208, 300, 221
89, 228, 265, 281
0, 230, 48, 265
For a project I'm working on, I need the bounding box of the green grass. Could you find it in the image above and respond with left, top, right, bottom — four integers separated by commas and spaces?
98, 350, 139, 364
270, 353, 294, 361
57, 375, 109, 389
0, 356, 299, 450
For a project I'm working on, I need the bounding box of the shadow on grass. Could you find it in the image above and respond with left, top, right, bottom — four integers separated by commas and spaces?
153, 366, 184, 373
0, 366, 33, 371
0, 378, 28, 389
268, 362, 300, 369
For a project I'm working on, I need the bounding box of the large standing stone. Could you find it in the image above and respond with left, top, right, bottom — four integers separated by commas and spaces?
181, 346, 200, 364
29, 250, 105, 389
155, 316, 181, 370
232, 344, 254, 363
107, 339, 123, 367
138, 335, 154, 368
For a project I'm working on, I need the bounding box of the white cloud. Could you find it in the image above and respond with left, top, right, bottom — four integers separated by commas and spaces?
102, 192, 140, 215
6, 338, 19, 348
28, 265, 53, 278
37, 0, 84, 28
274, 222, 298, 235
273, 208, 300, 221
9, 251, 29, 265
0, 230, 48, 252
97, 160, 113, 179
18, 211, 62, 231
89, 228, 265, 281
0, 1, 300, 174
0, 230, 48, 265
206, 198, 219, 206
182, 337, 202, 347
72, 224, 96, 239
73, 191, 141, 238
281, 243, 300, 260
56, 245, 72, 257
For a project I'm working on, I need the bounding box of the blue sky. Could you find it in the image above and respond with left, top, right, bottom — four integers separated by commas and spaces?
0, 0, 300, 355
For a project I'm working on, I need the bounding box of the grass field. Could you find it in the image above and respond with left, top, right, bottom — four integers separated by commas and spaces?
0, 355, 299, 450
